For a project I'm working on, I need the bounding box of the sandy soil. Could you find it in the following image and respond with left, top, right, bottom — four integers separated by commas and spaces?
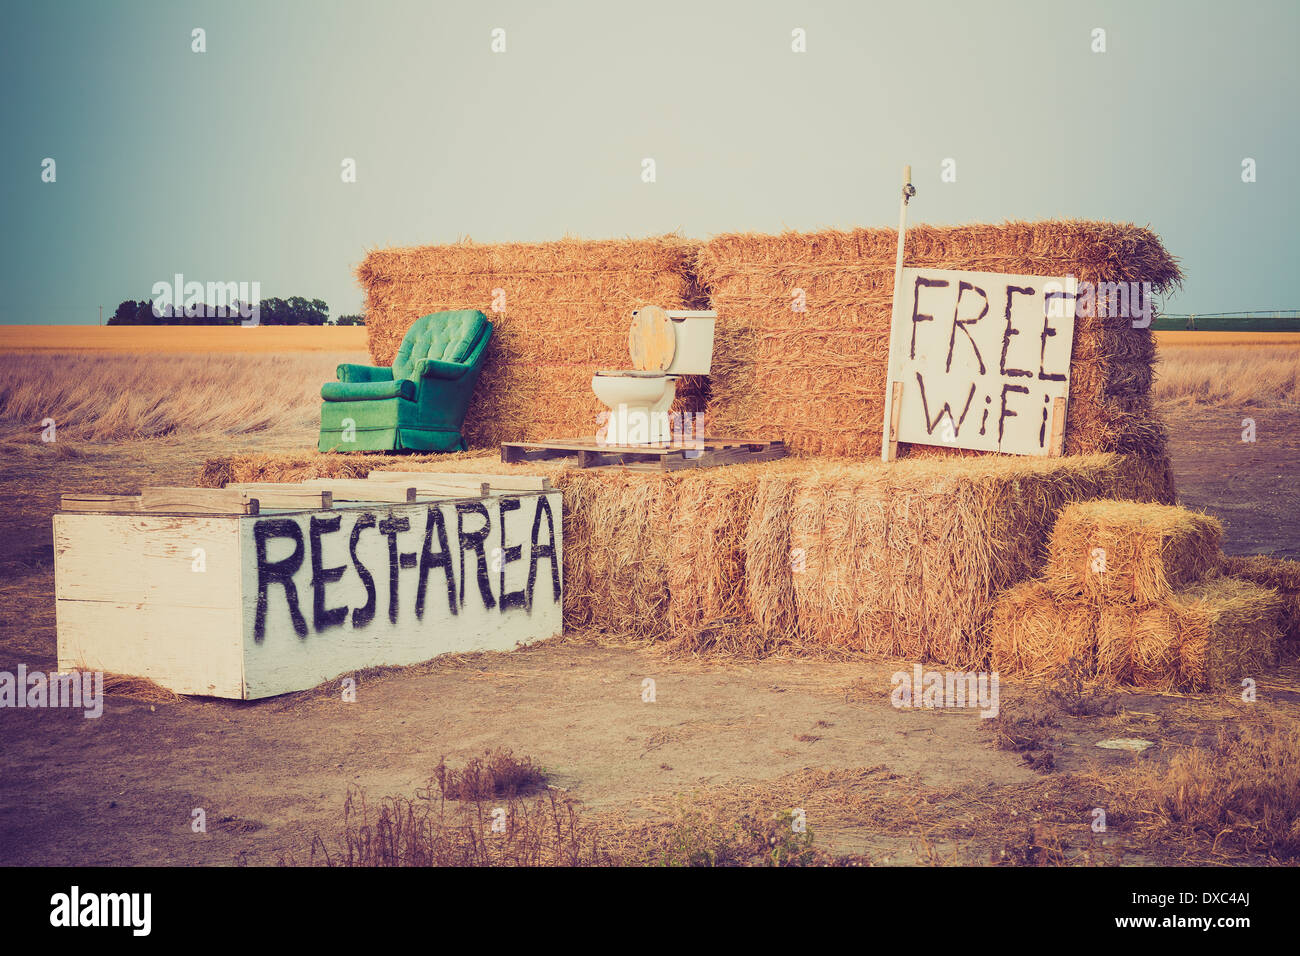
0, 404, 1296, 865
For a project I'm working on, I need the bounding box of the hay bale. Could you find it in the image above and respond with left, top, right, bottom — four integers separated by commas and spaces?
694, 220, 1181, 459
988, 581, 1095, 678
1220, 554, 1300, 644
1043, 500, 1223, 604
1134, 579, 1283, 691
356, 236, 706, 449
766, 451, 1172, 665
740, 471, 803, 645
1095, 603, 1142, 684
990, 572, 1282, 691
663, 468, 762, 646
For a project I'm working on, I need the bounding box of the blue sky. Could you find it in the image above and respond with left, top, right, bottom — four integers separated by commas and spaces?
2, 0, 1296, 323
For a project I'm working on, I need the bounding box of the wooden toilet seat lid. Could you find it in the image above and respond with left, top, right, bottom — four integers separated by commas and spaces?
628, 305, 675, 372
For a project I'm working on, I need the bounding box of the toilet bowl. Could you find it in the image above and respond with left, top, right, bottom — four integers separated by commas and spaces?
593, 307, 716, 446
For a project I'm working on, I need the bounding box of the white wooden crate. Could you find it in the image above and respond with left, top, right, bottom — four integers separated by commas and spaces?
54, 491, 563, 699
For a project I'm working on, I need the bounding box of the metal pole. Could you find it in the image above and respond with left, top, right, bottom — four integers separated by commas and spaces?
881, 164, 916, 461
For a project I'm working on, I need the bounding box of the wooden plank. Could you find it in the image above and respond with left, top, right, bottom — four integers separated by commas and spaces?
54, 513, 242, 606
222, 484, 334, 510
700, 437, 782, 445
659, 442, 788, 471
500, 444, 583, 465
297, 479, 417, 503
501, 435, 787, 471
140, 487, 259, 515
406, 481, 488, 498
503, 437, 783, 455
1049, 397, 1067, 457
886, 381, 904, 462
60, 494, 142, 513
360, 474, 489, 497
367, 471, 554, 492
505, 438, 665, 455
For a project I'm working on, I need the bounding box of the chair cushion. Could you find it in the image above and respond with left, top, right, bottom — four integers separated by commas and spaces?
321, 378, 417, 402
392, 310, 488, 380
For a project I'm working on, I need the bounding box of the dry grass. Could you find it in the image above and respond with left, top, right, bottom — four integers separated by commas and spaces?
0, 326, 367, 353
306, 728, 1300, 866
433, 749, 547, 801
309, 787, 615, 867
307, 765, 842, 866
0, 351, 365, 442
1155, 345, 1300, 408
990, 659, 1120, 770
1101, 718, 1300, 859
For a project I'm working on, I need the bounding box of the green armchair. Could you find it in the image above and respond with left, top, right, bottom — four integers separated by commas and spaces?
318, 309, 492, 453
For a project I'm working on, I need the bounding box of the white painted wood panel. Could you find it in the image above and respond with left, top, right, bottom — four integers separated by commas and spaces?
54, 514, 241, 608
56, 602, 245, 697
52, 494, 564, 700
239, 493, 563, 698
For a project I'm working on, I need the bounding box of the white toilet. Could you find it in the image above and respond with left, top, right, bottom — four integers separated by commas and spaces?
592, 306, 716, 445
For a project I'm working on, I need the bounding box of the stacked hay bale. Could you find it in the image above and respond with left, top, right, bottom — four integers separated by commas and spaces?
746, 453, 1173, 666
1219, 554, 1300, 645
357, 236, 707, 448
990, 501, 1284, 690
694, 221, 1180, 464
200, 449, 1172, 664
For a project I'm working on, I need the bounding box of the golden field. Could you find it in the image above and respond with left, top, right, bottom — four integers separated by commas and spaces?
0, 324, 1291, 354
0, 326, 1295, 443
0, 325, 367, 353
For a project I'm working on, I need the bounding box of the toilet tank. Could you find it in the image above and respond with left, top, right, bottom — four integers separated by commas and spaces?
664, 310, 717, 375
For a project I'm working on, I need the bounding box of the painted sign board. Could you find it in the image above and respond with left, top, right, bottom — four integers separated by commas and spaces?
883, 267, 1077, 457
54, 493, 563, 699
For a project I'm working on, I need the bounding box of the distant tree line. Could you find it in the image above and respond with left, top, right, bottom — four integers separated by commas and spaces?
107, 297, 364, 326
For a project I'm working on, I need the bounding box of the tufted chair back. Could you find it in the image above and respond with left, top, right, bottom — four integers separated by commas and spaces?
391, 310, 489, 380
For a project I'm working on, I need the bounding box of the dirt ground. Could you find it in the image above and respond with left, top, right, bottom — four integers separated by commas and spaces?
1162, 405, 1300, 559
1, 404, 1297, 865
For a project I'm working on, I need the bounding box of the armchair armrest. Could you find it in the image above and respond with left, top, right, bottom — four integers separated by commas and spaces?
336, 363, 393, 383
413, 358, 470, 380
412, 322, 493, 381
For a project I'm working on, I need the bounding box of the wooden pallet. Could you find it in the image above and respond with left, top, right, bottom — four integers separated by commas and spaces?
500, 436, 787, 471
